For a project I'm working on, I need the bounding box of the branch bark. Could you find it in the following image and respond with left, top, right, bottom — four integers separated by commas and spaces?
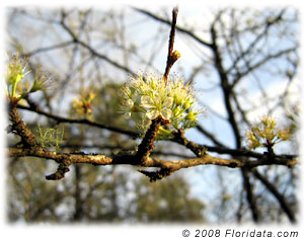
8, 146, 297, 173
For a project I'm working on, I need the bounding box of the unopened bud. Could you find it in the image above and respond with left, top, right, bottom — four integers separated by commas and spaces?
171, 50, 181, 63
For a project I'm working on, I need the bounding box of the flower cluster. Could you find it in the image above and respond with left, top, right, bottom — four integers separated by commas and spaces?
246, 116, 292, 150
6, 54, 49, 102
6, 54, 30, 100
120, 73, 200, 137
71, 90, 96, 118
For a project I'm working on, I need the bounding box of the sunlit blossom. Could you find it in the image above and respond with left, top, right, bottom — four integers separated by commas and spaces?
6, 54, 30, 99
71, 90, 96, 117
246, 115, 293, 150
120, 73, 201, 138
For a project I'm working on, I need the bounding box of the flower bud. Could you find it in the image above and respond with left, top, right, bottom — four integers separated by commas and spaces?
170, 50, 181, 63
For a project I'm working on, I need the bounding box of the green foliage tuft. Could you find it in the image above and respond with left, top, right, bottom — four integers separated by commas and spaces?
36, 125, 64, 152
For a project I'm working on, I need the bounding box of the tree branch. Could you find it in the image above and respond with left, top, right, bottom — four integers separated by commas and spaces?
59, 10, 136, 76
210, 22, 241, 148
252, 169, 296, 223
163, 6, 179, 83
17, 105, 138, 138
8, 104, 39, 148
135, 116, 168, 164
17, 104, 298, 162
8, 146, 297, 174
226, 9, 286, 75
133, 7, 212, 48
232, 46, 297, 87
22, 40, 75, 58
241, 169, 260, 222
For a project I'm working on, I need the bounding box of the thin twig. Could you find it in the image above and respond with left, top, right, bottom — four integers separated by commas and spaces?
17, 105, 138, 138
163, 6, 179, 84
133, 7, 212, 48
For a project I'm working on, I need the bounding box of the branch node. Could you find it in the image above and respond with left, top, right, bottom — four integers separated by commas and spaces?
45, 160, 71, 180
138, 168, 172, 182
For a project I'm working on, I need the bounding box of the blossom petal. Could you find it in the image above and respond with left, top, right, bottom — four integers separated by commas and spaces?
163, 97, 173, 108
125, 99, 134, 108
146, 110, 159, 120
141, 96, 155, 109
161, 108, 172, 120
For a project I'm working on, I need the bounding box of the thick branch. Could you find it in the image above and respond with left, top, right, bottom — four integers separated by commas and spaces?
8, 147, 297, 171
8, 105, 38, 148
135, 116, 168, 164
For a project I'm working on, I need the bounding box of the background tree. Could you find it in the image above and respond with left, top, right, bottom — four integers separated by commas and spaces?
6, 6, 299, 223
